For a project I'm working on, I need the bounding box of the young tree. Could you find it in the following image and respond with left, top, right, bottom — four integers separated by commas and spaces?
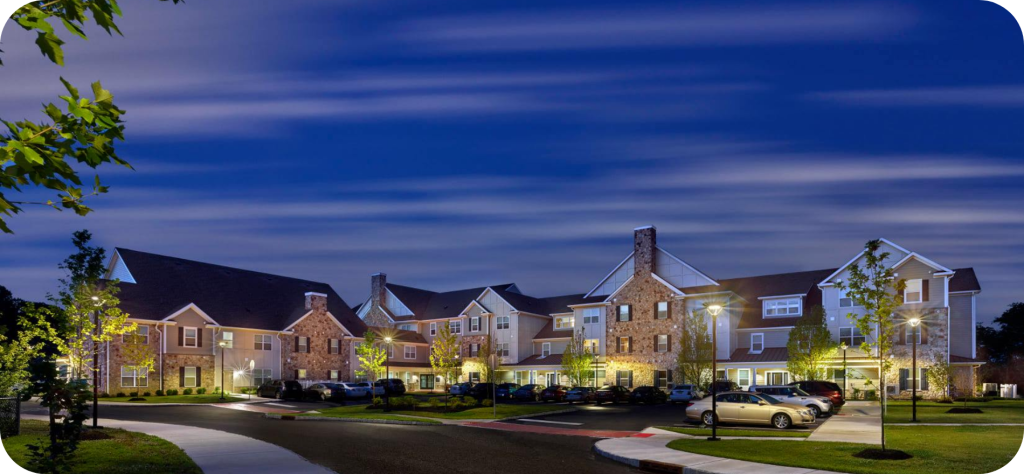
835, 239, 906, 451
429, 323, 461, 408
355, 330, 387, 397
473, 336, 503, 384
927, 357, 952, 400
561, 328, 594, 387
121, 329, 156, 392
2, 3, 186, 233
676, 309, 714, 390
0, 312, 58, 397
786, 305, 838, 381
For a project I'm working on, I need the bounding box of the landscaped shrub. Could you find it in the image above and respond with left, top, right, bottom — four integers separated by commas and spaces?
463, 396, 478, 406
429, 397, 441, 409
370, 397, 384, 408
449, 399, 465, 411
395, 396, 418, 409
116, 392, 126, 398
155, 390, 164, 396
99, 392, 111, 399
143, 392, 151, 397
129, 391, 139, 398
183, 388, 193, 395
482, 399, 493, 407
196, 387, 207, 395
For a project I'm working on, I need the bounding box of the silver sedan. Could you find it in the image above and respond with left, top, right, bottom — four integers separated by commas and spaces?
684, 391, 815, 429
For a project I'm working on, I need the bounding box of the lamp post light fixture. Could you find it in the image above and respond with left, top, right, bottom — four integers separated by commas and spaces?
384, 336, 393, 412
908, 318, 921, 422
218, 341, 228, 400
706, 303, 724, 442
840, 342, 849, 397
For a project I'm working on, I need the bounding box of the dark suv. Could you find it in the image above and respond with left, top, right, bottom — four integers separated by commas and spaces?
467, 383, 495, 400
376, 378, 407, 396
707, 380, 740, 395
257, 380, 303, 400
594, 385, 631, 404
629, 386, 668, 404
789, 380, 845, 407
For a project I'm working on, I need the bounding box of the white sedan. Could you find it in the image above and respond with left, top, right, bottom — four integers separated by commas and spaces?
669, 384, 704, 404
333, 383, 369, 399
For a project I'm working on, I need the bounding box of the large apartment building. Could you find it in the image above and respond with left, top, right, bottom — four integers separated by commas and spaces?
86, 227, 983, 397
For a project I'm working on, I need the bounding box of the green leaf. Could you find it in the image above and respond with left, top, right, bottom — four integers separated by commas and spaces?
35, 31, 66, 66
60, 77, 80, 98
91, 82, 113, 103
60, 17, 88, 40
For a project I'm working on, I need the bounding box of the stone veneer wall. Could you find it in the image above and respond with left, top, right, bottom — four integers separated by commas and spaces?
107, 323, 163, 392
604, 274, 683, 386
887, 310, 953, 398
363, 273, 394, 328
283, 295, 353, 381
163, 353, 215, 390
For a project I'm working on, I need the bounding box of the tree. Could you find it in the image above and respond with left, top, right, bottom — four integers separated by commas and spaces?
835, 239, 906, 451
952, 368, 976, 409
121, 329, 156, 390
0, 312, 58, 397
2, 1, 183, 233
927, 357, 952, 400
561, 328, 594, 387
429, 323, 461, 408
355, 330, 387, 397
0, 285, 22, 338
472, 336, 502, 384
786, 305, 838, 381
676, 309, 714, 390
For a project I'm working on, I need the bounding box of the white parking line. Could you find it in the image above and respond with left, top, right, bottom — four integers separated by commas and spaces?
519, 419, 583, 426
266, 403, 297, 408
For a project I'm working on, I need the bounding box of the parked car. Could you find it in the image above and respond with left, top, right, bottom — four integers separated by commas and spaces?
565, 387, 596, 404
751, 385, 832, 417
467, 383, 495, 400
539, 385, 570, 403
685, 391, 815, 429
706, 380, 740, 395
789, 380, 845, 407
495, 383, 521, 400
629, 386, 668, 404
512, 384, 545, 402
669, 384, 704, 404
257, 380, 303, 400
304, 383, 334, 401
450, 382, 473, 396
376, 378, 407, 396
329, 382, 369, 400
594, 385, 631, 404
355, 382, 385, 397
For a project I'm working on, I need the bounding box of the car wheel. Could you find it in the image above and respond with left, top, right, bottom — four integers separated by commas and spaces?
807, 405, 821, 418
702, 411, 717, 425
772, 413, 792, 429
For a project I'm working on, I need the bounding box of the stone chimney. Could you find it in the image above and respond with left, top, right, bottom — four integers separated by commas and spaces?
634, 225, 656, 276
304, 292, 327, 312
371, 273, 387, 308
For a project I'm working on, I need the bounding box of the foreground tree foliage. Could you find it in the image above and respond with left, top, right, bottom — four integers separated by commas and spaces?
676, 309, 714, 390
561, 329, 594, 387
355, 330, 387, 398
1, 0, 182, 233
786, 305, 838, 381
978, 302, 1024, 389
429, 323, 461, 408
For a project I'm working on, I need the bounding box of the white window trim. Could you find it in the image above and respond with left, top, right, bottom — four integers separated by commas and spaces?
839, 327, 866, 347
657, 301, 669, 319
253, 369, 272, 387
555, 315, 574, 330
541, 342, 551, 357
905, 279, 923, 304
657, 334, 668, 353
298, 369, 307, 379
750, 333, 764, 354
404, 345, 417, 359
429, 322, 437, 336
297, 336, 309, 353
183, 367, 198, 388
121, 366, 148, 388
255, 334, 272, 351
618, 336, 630, 352
221, 331, 233, 349
450, 320, 462, 335
737, 369, 751, 387
183, 327, 198, 348
331, 338, 340, 354
763, 298, 801, 317
497, 316, 510, 330
583, 308, 600, 325
330, 370, 339, 381
838, 287, 859, 308
618, 304, 630, 321
471, 317, 480, 332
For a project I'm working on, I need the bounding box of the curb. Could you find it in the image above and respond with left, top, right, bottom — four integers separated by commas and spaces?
264, 413, 442, 426
593, 440, 713, 474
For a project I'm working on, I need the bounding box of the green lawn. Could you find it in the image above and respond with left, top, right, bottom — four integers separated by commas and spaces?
392, 404, 574, 420
668, 425, 1024, 474
98, 395, 244, 404
658, 426, 811, 438
296, 406, 442, 424
2, 420, 201, 474
883, 399, 1024, 424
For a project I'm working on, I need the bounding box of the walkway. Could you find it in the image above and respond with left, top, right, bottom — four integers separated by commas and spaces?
807, 401, 881, 445
25, 415, 334, 474
595, 428, 843, 474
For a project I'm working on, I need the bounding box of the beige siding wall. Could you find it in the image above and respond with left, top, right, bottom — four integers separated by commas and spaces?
949, 294, 975, 358
167, 309, 216, 356
534, 339, 570, 355
736, 328, 790, 349
516, 314, 549, 360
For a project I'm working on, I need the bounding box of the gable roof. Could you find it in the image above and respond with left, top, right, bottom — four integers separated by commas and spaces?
949, 268, 981, 293
112, 248, 366, 334
819, 238, 913, 286
685, 268, 837, 329
381, 283, 516, 321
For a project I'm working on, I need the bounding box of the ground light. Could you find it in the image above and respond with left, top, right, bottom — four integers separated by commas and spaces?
706, 303, 724, 442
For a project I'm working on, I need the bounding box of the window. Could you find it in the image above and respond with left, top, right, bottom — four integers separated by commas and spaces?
297, 369, 307, 379
121, 366, 148, 387
297, 337, 308, 353
398, 323, 415, 331
585, 339, 599, 353
617, 305, 631, 322
555, 315, 574, 329
839, 287, 855, 308
330, 370, 339, 381
900, 368, 929, 390
655, 370, 670, 389
656, 335, 668, 353
122, 326, 149, 344
905, 325, 922, 345
497, 343, 510, 357
254, 334, 272, 351
420, 374, 436, 390
617, 336, 630, 353
496, 316, 510, 330
387, 344, 395, 358
330, 338, 340, 354
657, 301, 669, 320
541, 342, 551, 357
750, 333, 764, 353
583, 308, 600, 324
470, 344, 479, 357
840, 327, 866, 347
764, 298, 801, 316
450, 320, 462, 334
737, 369, 751, 387
404, 346, 416, 359
253, 369, 272, 387
220, 331, 233, 348
616, 370, 633, 387
469, 372, 481, 384
766, 371, 789, 385
471, 317, 480, 332
183, 367, 197, 387
183, 327, 198, 347
429, 323, 437, 336
905, 279, 923, 304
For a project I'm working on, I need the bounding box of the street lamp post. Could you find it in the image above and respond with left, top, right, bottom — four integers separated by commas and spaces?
909, 318, 921, 423
706, 304, 724, 442
840, 342, 848, 397
218, 341, 228, 401
384, 336, 393, 412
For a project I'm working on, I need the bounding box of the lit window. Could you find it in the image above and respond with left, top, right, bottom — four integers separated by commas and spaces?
330, 370, 339, 381
121, 366, 148, 388
764, 298, 801, 316
297, 369, 307, 379
657, 335, 668, 353
656, 370, 670, 389
404, 346, 416, 359
555, 315, 574, 329
583, 308, 600, 324
450, 320, 462, 334
585, 339, 599, 353
221, 331, 233, 349
496, 316, 510, 330
840, 327, 866, 347
618, 336, 630, 353
905, 279, 923, 304
471, 317, 480, 332
542, 342, 551, 357
183, 367, 197, 387
657, 302, 669, 319
254, 334, 272, 351
618, 305, 631, 322
183, 327, 198, 347
750, 333, 764, 353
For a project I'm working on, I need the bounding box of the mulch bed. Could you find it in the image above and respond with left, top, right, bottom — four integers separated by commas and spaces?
853, 448, 913, 460
946, 407, 984, 414
80, 430, 113, 441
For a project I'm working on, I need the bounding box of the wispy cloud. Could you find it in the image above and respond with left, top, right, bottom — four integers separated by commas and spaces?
395, 4, 915, 53
806, 86, 1024, 107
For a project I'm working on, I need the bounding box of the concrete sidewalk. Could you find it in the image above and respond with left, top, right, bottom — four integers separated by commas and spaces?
25, 415, 334, 474
594, 428, 842, 474
807, 401, 881, 444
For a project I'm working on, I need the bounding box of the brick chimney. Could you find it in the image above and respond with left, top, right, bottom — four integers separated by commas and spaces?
371, 273, 387, 308
304, 292, 327, 312
634, 225, 656, 276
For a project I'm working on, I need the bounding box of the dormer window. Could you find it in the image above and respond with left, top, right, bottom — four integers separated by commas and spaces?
750, 333, 764, 354
542, 342, 551, 357
555, 315, 574, 330
764, 298, 801, 317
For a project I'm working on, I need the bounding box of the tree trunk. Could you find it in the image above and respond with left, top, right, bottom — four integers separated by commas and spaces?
879, 358, 885, 451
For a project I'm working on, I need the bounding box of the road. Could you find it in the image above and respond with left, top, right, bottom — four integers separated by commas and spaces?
21, 401, 636, 474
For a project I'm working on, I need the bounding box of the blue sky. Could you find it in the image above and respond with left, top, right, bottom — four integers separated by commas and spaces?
1, 0, 1022, 325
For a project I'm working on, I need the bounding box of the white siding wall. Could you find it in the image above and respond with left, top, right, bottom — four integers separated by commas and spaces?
385, 290, 413, 316
654, 248, 716, 289
591, 255, 635, 296
575, 305, 606, 356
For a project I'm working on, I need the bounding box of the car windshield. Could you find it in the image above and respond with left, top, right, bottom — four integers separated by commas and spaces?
792, 387, 810, 396
758, 394, 784, 404
674, 385, 693, 390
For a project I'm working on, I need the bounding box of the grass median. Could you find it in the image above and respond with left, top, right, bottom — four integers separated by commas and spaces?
2, 420, 202, 474
657, 426, 811, 438
883, 399, 1024, 424
97, 394, 245, 404
667, 425, 1023, 474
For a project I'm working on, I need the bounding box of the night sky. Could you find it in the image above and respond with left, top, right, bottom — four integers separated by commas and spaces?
1, 0, 1022, 325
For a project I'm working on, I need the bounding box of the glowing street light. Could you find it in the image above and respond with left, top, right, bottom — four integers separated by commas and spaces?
383, 336, 394, 412
706, 303, 724, 442
218, 340, 229, 400
840, 342, 849, 397
908, 317, 922, 422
